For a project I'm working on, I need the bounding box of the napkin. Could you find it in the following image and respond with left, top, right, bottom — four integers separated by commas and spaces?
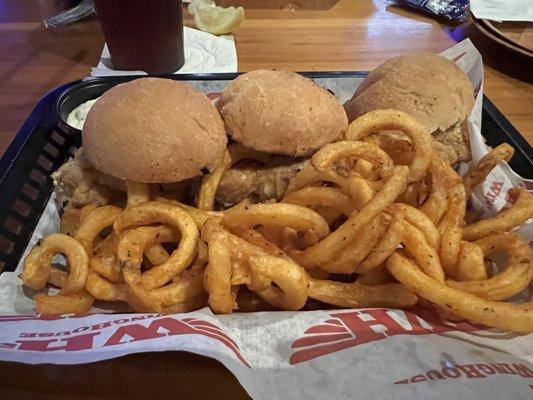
470, 0, 533, 22
91, 26, 237, 77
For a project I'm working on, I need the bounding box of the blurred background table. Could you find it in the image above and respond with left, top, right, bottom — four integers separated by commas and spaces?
0, 0, 531, 398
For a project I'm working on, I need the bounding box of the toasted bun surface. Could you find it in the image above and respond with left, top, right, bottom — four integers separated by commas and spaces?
83, 78, 227, 183
344, 53, 475, 133
216, 70, 348, 156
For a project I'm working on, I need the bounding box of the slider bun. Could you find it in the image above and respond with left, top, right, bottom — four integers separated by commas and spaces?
217, 70, 348, 156
83, 78, 227, 183
344, 53, 475, 133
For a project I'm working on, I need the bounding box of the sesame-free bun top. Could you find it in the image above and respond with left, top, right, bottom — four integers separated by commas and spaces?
216, 70, 348, 156
83, 78, 227, 183
344, 53, 475, 133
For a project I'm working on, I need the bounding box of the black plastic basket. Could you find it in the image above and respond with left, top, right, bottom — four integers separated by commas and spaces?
0, 72, 531, 274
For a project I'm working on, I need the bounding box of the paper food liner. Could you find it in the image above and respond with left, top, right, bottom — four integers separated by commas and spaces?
1, 39, 532, 400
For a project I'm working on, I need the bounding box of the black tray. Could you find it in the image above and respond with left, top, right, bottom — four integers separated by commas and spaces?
0, 72, 531, 274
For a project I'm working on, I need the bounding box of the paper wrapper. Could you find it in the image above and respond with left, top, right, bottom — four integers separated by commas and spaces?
1, 39, 532, 400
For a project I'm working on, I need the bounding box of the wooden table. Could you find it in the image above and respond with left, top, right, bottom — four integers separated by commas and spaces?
0, 0, 531, 398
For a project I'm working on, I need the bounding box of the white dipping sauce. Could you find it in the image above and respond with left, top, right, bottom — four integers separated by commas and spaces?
66, 98, 98, 130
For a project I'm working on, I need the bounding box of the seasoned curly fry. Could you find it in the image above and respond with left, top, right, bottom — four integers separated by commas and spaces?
156, 197, 223, 229
198, 150, 232, 211
447, 233, 533, 301
86, 270, 128, 302
401, 220, 445, 283
144, 245, 171, 266
388, 203, 439, 249
60, 207, 82, 237
421, 158, 450, 224
355, 214, 404, 273
387, 251, 533, 334
204, 231, 236, 314
126, 181, 150, 208
456, 241, 487, 281
90, 232, 123, 283
344, 109, 432, 182
438, 183, 467, 235
232, 228, 292, 262
354, 159, 379, 181
115, 201, 199, 289
21, 234, 89, 295
153, 265, 205, 306
22, 236, 94, 315
463, 143, 514, 198
322, 214, 388, 273
117, 226, 178, 312
285, 161, 321, 194
126, 181, 169, 261
75, 205, 121, 253
462, 188, 533, 241
291, 166, 409, 268
283, 186, 354, 216
160, 292, 208, 314
116, 223, 202, 312
309, 278, 417, 309
311, 140, 394, 208
438, 183, 467, 276
203, 224, 273, 291
439, 226, 462, 279
248, 254, 309, 311
311, 140, 394, 181
35, 289, 94, 315
224, 203, 330, 241
447, 264, 532, 301
79, 204, 99, 225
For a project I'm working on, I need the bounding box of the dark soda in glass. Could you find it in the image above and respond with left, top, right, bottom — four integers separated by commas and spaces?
94, 0, 184, 75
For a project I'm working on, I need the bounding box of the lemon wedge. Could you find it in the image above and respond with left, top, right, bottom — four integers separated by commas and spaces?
193, 5, 245, 35
187, 0, 215, 15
